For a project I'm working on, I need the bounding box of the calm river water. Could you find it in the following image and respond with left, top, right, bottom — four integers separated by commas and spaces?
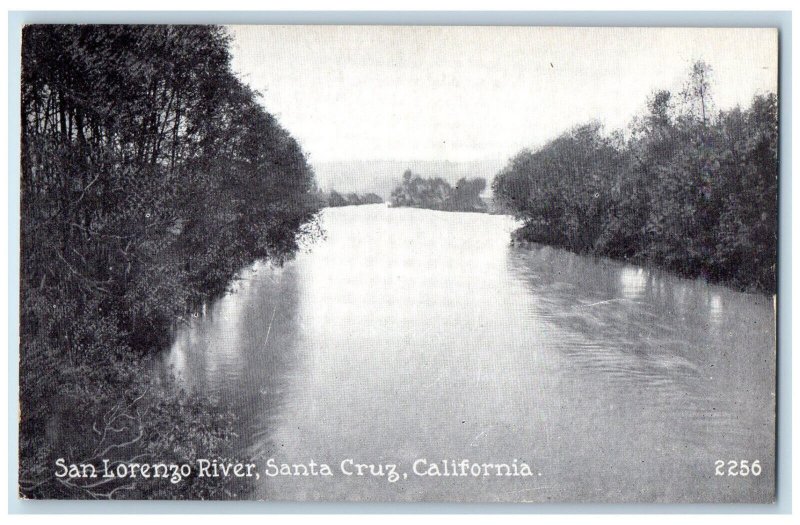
160, 204, 775, 503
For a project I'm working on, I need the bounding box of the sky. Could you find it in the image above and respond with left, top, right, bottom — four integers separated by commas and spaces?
227, 26, 777, 165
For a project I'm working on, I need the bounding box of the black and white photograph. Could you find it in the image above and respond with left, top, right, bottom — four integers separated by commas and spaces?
17, 23, 779, 503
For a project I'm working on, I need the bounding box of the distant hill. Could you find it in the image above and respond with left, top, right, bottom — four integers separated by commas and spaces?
310, 159, 507, 200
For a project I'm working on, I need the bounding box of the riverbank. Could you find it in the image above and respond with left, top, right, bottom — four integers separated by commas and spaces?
508, 220, 775, 296
20, 25, 320, 499
492, 62, 777, 295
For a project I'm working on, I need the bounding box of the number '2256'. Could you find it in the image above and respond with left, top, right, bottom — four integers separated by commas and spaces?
715, 460, 762, 476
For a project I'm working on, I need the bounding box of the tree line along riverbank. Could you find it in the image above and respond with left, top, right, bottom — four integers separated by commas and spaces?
492, 62, 777, 294
318, 189, 384, 207
20, 25, 320, 499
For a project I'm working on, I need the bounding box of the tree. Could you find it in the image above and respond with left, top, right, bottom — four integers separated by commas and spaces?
390, 170, 487, 212
492, 60, 777, 293
327, 190, 348, 207
20, 25, 321, 499
680, 60, 714, 128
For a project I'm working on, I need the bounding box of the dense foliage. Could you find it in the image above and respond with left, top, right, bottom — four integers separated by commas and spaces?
391, 170, 487, 212
323, 189, 384, 207
493, 62, 777, 293
20, 25, 320, 498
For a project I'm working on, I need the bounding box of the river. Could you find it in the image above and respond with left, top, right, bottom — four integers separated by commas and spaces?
159, 204, 775, 503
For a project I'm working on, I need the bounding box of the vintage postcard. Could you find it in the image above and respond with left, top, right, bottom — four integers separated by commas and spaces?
18, 24, 778, 503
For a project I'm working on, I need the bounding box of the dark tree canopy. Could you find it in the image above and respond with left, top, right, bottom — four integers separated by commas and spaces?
20, 25, 320, 499
321, 189, 383, 207
493, 61, 777, 293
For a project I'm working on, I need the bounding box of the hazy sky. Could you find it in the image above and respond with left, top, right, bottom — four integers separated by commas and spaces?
227, 26, 777, 164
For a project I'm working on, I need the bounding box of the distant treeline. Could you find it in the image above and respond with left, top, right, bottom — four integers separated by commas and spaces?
319, 189, 383, 207
20, 25, 320, 498
493, 62, 777, 293
391, 170, 487, 212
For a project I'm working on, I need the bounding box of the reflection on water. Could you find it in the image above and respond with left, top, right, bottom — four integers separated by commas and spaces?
160, 204, 775, 503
